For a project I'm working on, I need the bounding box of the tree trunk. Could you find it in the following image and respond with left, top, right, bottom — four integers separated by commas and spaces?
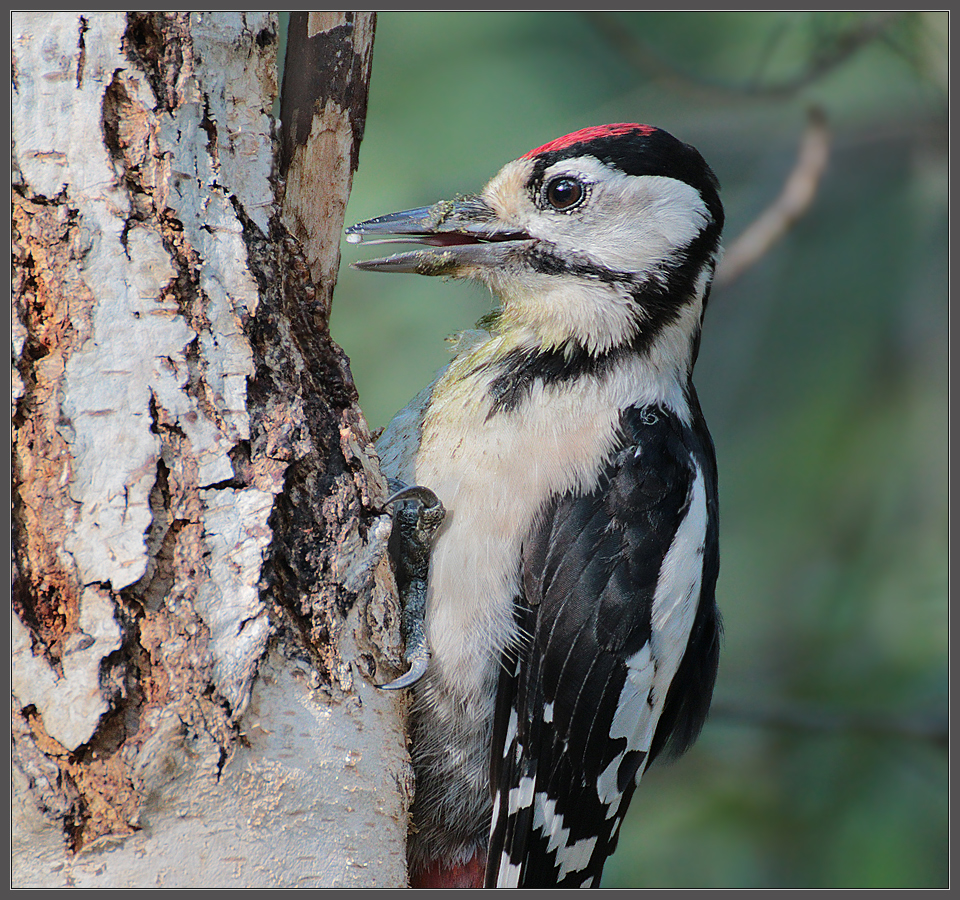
11, 11, 411, 888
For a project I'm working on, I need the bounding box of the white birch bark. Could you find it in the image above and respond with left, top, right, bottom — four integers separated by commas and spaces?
11, 11, 410, 888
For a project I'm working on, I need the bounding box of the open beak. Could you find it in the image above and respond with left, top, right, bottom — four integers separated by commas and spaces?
345, 196, 534, 276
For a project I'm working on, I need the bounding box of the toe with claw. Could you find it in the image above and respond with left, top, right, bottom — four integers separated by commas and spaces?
378, 482, 444, 691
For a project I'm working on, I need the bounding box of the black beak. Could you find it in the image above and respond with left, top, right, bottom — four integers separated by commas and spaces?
345, 196, 533, 275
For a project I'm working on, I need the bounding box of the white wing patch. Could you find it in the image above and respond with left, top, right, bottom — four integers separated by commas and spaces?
532, 794, 578, 861
651, 462, 708, 690
557, 834, 599, 881
503, 706, 519, 757
508, 776, 536, 815
518, 793, 601, 884
596, 641, 656, 809
497, 852, 521, 889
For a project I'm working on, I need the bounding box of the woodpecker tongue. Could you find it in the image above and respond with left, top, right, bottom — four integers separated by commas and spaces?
345, 197, 532, 275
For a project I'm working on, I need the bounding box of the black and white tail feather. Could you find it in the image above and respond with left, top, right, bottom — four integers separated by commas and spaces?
486, 402, 720, 888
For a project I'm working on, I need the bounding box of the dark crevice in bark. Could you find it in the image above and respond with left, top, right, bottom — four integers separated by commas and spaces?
75, 16, 88, 88
122, 12, 191, 112
11, 193, 88, 660
238, 193, 391, 686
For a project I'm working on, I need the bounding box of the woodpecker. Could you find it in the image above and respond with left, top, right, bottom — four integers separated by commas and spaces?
346, 123, 723, 889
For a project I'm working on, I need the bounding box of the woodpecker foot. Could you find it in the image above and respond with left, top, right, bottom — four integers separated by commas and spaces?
378, 482, 444, 691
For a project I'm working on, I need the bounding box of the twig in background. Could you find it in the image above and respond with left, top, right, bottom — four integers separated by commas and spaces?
583, 11, 905, 101
714, 107, 831, 287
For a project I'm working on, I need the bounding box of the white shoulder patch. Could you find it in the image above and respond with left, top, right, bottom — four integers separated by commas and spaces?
651, 461, 708, 679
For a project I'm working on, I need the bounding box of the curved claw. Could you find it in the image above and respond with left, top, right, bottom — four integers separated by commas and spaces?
385, 484, 443, 512
378, 481, 443, 692
377, 652, 429, 691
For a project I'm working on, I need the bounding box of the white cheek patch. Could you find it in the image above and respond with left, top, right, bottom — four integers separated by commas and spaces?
516, 156, 711, 277
575, 177, 709, 275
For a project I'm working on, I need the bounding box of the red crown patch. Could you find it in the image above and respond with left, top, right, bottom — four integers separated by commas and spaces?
521, 123, 657, 159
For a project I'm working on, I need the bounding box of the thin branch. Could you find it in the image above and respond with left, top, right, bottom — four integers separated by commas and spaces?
714, 107, 831, 288
583, 11, 906, 102
710, 700, 948, 748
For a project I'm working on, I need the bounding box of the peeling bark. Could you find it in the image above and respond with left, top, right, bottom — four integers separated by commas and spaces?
280, 12, 376, 311
12, 11, 410, 888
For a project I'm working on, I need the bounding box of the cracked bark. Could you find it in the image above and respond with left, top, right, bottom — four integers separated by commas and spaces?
11, 11, 410, 888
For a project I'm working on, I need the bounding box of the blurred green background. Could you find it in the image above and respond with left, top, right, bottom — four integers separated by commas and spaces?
328, 12, 948, 889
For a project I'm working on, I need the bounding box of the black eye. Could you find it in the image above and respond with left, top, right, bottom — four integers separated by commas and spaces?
545, 176, 585, 211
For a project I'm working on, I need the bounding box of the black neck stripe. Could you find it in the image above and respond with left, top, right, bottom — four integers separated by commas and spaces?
524, 247, 637, 286
476, 343, 634, 418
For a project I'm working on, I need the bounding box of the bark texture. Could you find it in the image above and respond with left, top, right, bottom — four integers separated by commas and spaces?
280, 11, 376, 305
12, 11, 410, 888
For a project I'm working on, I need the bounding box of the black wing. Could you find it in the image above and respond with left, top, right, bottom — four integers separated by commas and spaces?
485, 401, 720, 888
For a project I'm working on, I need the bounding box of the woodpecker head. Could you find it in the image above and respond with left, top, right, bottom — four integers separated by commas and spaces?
347, 124, 723, 372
